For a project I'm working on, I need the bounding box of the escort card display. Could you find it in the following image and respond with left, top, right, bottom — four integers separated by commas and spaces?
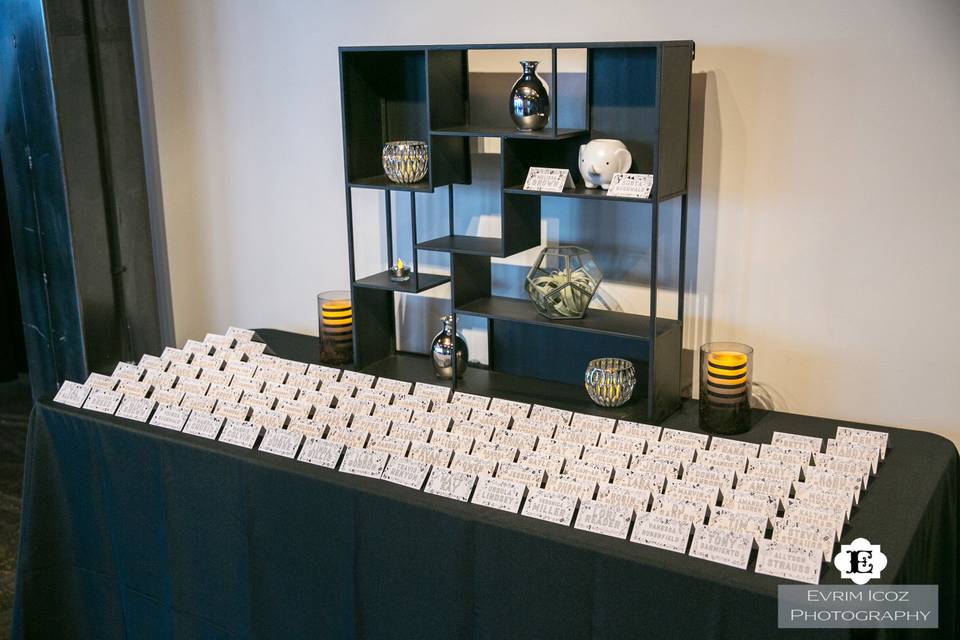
53, 327, 894, 584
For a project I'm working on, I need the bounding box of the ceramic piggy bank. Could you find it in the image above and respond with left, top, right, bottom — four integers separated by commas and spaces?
578, 139, 632, 189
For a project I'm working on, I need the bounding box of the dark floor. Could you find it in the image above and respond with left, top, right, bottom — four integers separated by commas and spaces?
0, 375, 30, 639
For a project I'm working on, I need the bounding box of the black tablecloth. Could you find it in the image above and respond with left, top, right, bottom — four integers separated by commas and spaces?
12, 331, 960, 639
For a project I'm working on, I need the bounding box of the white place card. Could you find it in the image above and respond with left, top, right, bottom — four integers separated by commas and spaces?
451, 391, 490, 411
307, 364, 342, 382
175, 378, 209, 398
792, 483, 854, 520
660, 427, 710, 449
254, 367, 288, 386
647, 442, 697, 465
755, 539, 823, 584
771, 517, 836, 561
574, 500, 633, 539
263, 382, 298, 401
339, 447, 389, 479
736, 475, 792, 498
424, 467, 477, 502
408, 440, 453, 468
413, 381, 450, 403
582, 445, 630, 469
450, 452, 498, 476
546, 475, 598, 502
138, 354, 167, 371
367, 434, 411, 458
326, 426, 370, 449
220, 349, 249, 363
85, 373, 119, 391
518, 450, 565, 476
473, 442, 519, 464
285, 372, 320, 391
83, 389, 123, 415
469, 409, 512, 430
272, 357, 308, 375
381, 457, 432, 490
374, 377, 412, 396
487, 398, 530, 419
615, 420, 661, 441
523, 166, 575, 192
431, 402, 471, 421
721, 488, 781, 519
812, 452, 871, 488
825, 439, 880, 474
312, 407, 352, 430
651, 495, 708, 525
801, 466, 862, 504
288, 418, 327, 439
182, 412, 225, 439
597, 432, 646, 457
835, 426, 889, 460
612, 467, 666, 493
149, 404, 191, 431
160, 347, 192, 364
391, 421, 432, 443
334, 398, 374, 417
708, 436, 761, 458
496, 461, 546, 488
208, 383, 243, 405
411, 411, 452, 430
230, 374, 263, 394
118, 380, 152, 398
249, 407, 288, 430
683, 462, 737, 490
276, 398, 313, 419
697, 449, 750, 473
471, 475, 527, 513
771, 432, 824, 453
339, 370, 376, 389
236, 341, 267, 356
298, 437, 344, 468
430, 430, 475, 454
529, 404, 573, 425
688, 524, 754, 570
356, 387, 394, 406
149, 384, 183, 405
596, 484, 651, 513
708, 506, 768, 541
554, 425, 601, 447
571, 413, 617, 433
112, 361, 143, 382
606, 172, 654, 198
54, 381, 91, 407
183, 339, 215, 355
782, 499, 845, 541
630, 512, 693, 553
375, 405, 414, 424
494, 429, 538, 451
564, 459, 613, 484
115, 396, 156, 422
352, 414, 392, 437
452, 421, 496, 443
630, 454, 682, 479
181, 393, 216, 414
521, 488, 578, 525
666, 479, 720, 506
258, 428, 304, 458
169, 362, 202, 381
746, 458, 802, 482
212, 401, 250, 422
202, 333, 235, 349
760, 444, 812, 467
394, 395, 431, 412
225, 326, 256, 342
511, 418, 556, 439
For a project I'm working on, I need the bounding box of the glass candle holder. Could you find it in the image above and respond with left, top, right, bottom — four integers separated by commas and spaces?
318, 291, 353, 366
699, 342, 753, 434
584, 357, 636, 407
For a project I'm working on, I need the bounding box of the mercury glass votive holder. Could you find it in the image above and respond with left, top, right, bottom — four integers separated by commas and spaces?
584, 357, 636, 407
382, 140, 429, 184
318, 291, 353, 366
699, 342, 753, 434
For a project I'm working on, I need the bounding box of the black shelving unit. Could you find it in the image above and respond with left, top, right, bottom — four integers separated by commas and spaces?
339, 40, 694, 423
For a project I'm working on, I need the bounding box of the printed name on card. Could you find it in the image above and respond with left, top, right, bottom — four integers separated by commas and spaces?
651, 494, 708, 525
340, 370, 376, 389
771, 517, 836, 562
115, 396, 157, 422
339, 447, 389, 479
574, 500, 633, 539
835, 426, 888, 460
812, 452, 871, 488
708, 436, 761, 458
825, 439, 881, 473
450, 452, 498, 477
660, 427, 710, 450
521, 488, 579, 526
413, 382, 450, 403
259, 428, 304, 458
688, 524, 754, 569
606, 172, 654, 198
451, 391, 490, 411
630, 512, 693, 553
523, 167, 575, 192
646, 442, 697, 464
118, 380, 152, 399
518, 450, 565, 476
367, 434, 411, 458
218, 419, 262, 448
298, 437, 344, 468
770, 432, 823, 453
754, 539, 823, 584
374, 377, 412, 396
666, 479, 720, 506
630, 454, 683, 479
708, 506, 768, 541
721, 488, 781, 519
471, 476, 527, 513
596, 484, 651, 513
149, 404, 191, 431
487, 398, 531, 419
85, 373, 119, 391
381, 457, 432, 490
424, 467, 477, 502
183, 412, 225, 439
571, 413, 617, 433
54, 381, 91, 407
392, 421, 433, 443
615, 420, 661, 441
534, 437, 583, 461
613, 467, 666, 493
683, 462, 737, 490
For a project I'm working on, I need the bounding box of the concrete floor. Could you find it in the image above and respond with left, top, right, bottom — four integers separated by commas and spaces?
0, 375, 30, 639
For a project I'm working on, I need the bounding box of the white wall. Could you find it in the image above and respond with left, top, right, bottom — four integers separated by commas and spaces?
143, 0, 960, 447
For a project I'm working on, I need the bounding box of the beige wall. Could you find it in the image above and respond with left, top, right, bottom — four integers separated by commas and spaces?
143, 0, 960, 447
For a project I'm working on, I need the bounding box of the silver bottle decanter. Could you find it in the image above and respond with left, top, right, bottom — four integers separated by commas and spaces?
509, 60, 550, 131
430, 315, 468, 379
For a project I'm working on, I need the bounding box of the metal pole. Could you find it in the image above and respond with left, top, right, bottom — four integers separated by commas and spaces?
677, 194, 688, 324
410, 192, 419, 290
551, 47, 558, 136
648, 202, 659, 420
385, 190, 393, 269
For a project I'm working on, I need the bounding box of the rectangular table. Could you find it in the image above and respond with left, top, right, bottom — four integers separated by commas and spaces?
12, 332, 959, 639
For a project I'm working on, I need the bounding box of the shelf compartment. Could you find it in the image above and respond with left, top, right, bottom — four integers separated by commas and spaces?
431, 126, 589, 140
353, 270, 450, 294
456, 295, 678, 339
416, 235, 504, 256
349, 175, 433, 192
503, 184, 669, 204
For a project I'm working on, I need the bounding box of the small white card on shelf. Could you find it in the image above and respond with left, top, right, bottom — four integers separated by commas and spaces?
523, 167, 574, 193
606, 172, 654, 198
218, 419, 263, 448
258, 428, 304, 458
149, 404, 191, 431
574, 500, 633, 539
83, 389, 123, 415
835, 426, 889, 460
521, 488, 578, 526
183, 412, 225, 439
115, 396, 156, 422
425, 467, 477, 502
471, 475, 527, 513
54, 381, 91, 407
381, 457, 432, 490
298, 437, 344, 468
688, 524, 754, 569
339, 447, 389, 479
630, 512, 693, 553
754, 539, 823, 584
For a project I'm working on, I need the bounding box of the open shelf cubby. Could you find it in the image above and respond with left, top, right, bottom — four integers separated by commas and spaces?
339, 41, 694, 423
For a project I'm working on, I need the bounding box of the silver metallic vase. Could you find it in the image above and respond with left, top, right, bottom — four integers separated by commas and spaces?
431, 315, 468, 379
509, 61, 549, 131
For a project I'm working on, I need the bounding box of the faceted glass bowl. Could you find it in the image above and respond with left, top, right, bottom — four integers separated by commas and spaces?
525, 246, 603, 319
382, 140, 429, 184
585, 357, 636, 407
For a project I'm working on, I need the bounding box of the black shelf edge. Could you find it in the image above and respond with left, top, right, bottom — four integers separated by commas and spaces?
415, 235, 505, 257
340, 41, 694, 52
432, 126, 589, 140
357, 352, 652, 422
503, 184, 676, 204
456, 295, 679, 340
349, 175, 433, 192
353, 271, 450, 294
